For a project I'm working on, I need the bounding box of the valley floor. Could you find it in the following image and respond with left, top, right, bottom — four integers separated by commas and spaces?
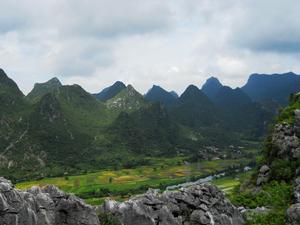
16, 157, 252, 205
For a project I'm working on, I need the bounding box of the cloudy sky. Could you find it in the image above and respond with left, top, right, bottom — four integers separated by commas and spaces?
1, 0, 300, 95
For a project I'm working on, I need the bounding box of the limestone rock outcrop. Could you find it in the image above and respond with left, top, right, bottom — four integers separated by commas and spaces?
256, 165, 270, 186
0, 177, 100, 225
265, 109, 300, 224
287, 203, 300, 225
287, 177, 300, 225
99, 183, 245, 225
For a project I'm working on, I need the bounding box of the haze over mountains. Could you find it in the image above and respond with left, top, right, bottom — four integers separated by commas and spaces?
1, 68, 300, 180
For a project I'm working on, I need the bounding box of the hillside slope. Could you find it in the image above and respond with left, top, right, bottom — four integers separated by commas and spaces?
170, 85, 220, 128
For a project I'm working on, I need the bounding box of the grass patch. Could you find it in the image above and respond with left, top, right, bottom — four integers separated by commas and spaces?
213, 177, 240, 194
213, 174, 293, 225
212, 171, 253, 194
230, 180, 293, 209
230, 180, 293, 225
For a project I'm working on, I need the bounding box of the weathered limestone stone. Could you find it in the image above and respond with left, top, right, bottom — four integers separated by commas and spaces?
0, 177, 99, 225
256, 165, 270, 186
99, 183, 244, 225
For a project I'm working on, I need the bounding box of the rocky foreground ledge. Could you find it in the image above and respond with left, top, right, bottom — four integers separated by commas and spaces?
0, 177, 244, 225
99, 183, 244, 225
0, 177, 99, 225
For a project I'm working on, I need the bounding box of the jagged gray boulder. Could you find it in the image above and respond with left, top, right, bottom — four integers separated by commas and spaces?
256, 165, 270, 186
294, 109, 300, 136
287, 177, 300, 225
0, 177, 100, 225
99, 183, 244, 225
272, 122, 300, 159
287, 203, 300, 225
294, 177, 300, 203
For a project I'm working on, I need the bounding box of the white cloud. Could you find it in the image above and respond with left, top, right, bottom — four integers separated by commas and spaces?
0, 0, 299, 95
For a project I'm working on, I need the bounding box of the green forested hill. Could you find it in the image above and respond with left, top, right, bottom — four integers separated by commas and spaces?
106, 85, 148, 112
0, 69, 279, 181
107, 103, 181, 155
26, 77, 62, 102
169, 85, 220, 128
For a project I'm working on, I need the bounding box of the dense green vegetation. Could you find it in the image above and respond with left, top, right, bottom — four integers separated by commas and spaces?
108, 103, 180, 155
230, 181, 293, 225
232, 181, 292, 210
213, 170, 294, 224
277, 93, 300, 124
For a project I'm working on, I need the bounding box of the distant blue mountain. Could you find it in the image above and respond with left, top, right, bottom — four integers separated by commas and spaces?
94, 81, 126, 101
169, 91, 179, 99
242, 72, 300, 106
213, 86, 252, 108
201, 77, 272, 136
145, 85, 178, 106
201, 77, 223, 99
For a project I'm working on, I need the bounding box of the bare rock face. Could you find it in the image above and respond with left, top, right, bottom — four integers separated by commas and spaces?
99, 183, 244, 225
272, 122, 300, 160
294, 109, 300, 136
256, 165, 270, 186
0, 177, 100, 225
287, 203, 300, 225
256, 110, 300, 186
287, 178, 300, 225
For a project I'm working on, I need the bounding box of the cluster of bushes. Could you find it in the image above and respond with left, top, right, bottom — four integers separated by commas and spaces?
245, 210, 287, 225
78, 184, 162, 200
277, 93, 300, 124
231, 181, 293, 225
231, 181, 292, 209
97, 212, 121, 225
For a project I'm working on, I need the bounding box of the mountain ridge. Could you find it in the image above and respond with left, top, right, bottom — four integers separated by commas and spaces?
94, 81, 126, 101
26, 77, 62, 102
145, 85, 177, 106
170, 85, 220, 128
242, 72, 300, 106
